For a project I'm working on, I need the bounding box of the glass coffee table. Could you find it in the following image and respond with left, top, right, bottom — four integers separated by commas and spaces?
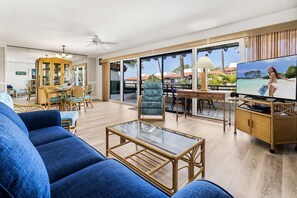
106, 120, 205, 195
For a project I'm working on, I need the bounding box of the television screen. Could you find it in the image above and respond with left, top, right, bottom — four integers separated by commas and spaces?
237, 55, 297, 100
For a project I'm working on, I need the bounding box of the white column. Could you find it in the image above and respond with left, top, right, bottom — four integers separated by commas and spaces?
120, 60, 124, 102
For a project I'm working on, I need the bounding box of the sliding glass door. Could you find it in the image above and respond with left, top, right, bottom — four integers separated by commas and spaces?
195, 43, 240, 117
140, 56, 162, 95
123, 59, 138, 104
163, 50, 192, 112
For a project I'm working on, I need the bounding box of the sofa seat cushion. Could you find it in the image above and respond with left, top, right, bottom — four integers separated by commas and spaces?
50, 96, 61, 103
141, 101, 162, 109
50, 159, 169, 198
29, 126, 74, 146
0, 101, 29, 136
141, 108, 163, 115
36, 137, 106, 183
0, 114, 50, 197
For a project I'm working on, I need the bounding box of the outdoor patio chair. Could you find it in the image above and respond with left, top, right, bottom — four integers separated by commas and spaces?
138, 81, 165, 121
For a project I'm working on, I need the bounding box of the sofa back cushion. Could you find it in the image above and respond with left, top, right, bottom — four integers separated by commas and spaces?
0, 102, 29, 136
0, 114, 50, 198
0, 93, 13, 109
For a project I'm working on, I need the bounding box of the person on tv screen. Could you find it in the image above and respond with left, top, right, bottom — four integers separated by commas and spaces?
266, 66, 294, 97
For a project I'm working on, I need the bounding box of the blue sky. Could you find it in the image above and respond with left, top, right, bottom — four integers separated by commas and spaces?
237, 55, 297, 78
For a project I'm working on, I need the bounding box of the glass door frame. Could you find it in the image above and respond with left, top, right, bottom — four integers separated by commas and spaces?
109, 58, 139, 105
192, 38, 246, 115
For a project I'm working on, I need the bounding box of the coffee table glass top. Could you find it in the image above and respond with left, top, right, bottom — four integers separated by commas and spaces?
110, 120, 201, 155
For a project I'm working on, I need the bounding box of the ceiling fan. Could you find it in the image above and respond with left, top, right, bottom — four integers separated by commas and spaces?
86, 35, 118, 49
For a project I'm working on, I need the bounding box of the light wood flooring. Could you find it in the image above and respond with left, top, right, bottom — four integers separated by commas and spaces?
15, 98, 297, 198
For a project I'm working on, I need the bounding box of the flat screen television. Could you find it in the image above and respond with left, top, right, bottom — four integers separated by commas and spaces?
236, 55, 297, 101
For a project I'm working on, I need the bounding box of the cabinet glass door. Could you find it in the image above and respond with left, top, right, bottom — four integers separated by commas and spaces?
42, 62, 50, 86
53, 63, 61, 85
64, 64, 71, 85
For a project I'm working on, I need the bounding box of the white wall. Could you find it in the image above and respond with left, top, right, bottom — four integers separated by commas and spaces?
6, 46, 56, 89
87, 57, 97, 98
0, 45, 6, 92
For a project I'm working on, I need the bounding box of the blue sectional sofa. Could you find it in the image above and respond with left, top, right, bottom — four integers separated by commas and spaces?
0, 101, 233, 198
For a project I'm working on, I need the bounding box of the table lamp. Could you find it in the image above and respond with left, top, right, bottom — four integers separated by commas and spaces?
194, 56, 215, 91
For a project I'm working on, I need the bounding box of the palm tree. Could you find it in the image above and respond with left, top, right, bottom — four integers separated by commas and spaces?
179, 55, 185, 78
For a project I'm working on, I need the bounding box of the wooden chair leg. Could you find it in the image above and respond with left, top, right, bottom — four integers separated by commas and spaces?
90, 99, 93, 108
83, 101, 86, 112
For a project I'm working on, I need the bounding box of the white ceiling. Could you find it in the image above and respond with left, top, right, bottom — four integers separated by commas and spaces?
0, 0, 296, 57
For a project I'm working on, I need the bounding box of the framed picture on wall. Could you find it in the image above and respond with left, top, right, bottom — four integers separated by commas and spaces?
16, 71, 26, 75
32, 69, 36, 79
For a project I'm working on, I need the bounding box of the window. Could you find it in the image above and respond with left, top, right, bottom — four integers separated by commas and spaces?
196, 43, 239, 89
140, 56, 162, 94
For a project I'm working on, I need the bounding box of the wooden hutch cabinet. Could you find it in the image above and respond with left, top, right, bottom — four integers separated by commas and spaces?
35, 57, 72, 104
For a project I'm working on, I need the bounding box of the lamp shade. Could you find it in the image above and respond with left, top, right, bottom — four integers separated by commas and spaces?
194, 56, 216, 69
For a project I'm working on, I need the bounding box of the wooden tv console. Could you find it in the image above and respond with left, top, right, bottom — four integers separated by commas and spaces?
234, 97, 297, 153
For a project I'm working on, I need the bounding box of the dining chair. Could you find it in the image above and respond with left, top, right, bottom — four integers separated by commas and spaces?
85, 84, 94, 108
66, 86, 86, 112
26, 84, 36, 101
42, 86, 62, 110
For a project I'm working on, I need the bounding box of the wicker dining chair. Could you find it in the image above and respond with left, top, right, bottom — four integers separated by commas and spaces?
42, 86, 62, 110
85, 84, 94, 108
66, 86, 86, 112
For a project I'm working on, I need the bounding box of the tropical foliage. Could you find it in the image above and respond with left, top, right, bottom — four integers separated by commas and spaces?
208, 75, 223, 85
172, 64, 191, 73
208, 73, 236, 85
285, 65, 297, 78
146, 74, 161, 82
219, 73, 237, 84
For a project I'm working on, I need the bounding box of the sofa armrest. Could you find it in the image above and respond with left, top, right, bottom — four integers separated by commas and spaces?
172, 180, 233, 198
18, 110, 61, 131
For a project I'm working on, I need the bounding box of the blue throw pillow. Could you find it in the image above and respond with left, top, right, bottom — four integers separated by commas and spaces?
0, 102, 29, 136
0, 114, 50, 198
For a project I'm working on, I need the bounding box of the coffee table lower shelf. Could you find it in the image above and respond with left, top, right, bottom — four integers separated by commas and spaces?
106, 127, 205, 195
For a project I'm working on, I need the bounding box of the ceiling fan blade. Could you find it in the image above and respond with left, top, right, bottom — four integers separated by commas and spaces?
103, 44, 111, 49
102, 42, 118, 45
